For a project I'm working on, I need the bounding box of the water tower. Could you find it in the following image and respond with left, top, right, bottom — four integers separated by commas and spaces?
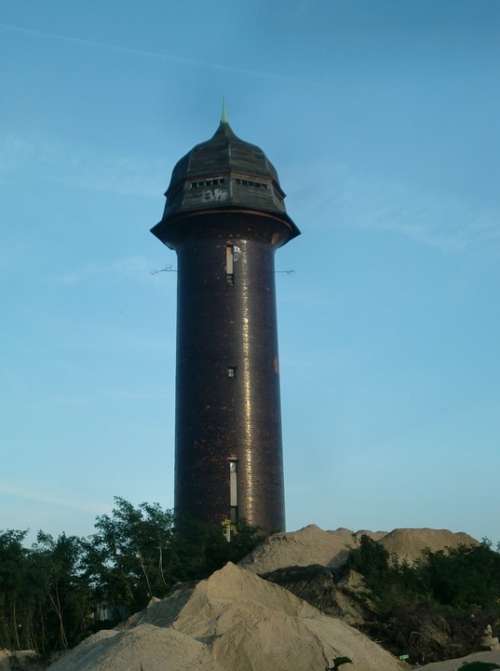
151, 111, 299, 534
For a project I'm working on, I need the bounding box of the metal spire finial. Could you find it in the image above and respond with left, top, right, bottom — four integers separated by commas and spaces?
220, 97, 229, 125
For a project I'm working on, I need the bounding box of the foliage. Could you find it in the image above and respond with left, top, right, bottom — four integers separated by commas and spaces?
345, 535, 500, 665
3, 511, 499, 667
0, 528, 91, 656
0, 498, 261, 658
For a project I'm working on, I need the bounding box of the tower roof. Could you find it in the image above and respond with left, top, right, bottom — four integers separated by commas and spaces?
166, 120, 280, 194
156, 117, 299, 240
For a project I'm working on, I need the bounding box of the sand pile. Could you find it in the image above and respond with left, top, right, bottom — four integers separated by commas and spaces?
239, 525, 365, 574
379, 528, 478, 564
48, 562, 404, 671
240, 525, 477, 574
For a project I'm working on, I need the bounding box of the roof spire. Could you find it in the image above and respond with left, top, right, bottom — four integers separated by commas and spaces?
220, 97, 229, 125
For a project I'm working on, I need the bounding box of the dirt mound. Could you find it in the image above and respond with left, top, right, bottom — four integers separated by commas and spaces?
239, 524, 364, 574
49, 626, 215, 671
48, 562, 404, 671
240, 525, 478, 574
263, 564, 370, 626
379, 528, 478, 563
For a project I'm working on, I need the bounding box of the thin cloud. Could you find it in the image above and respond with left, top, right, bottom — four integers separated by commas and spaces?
0, 481, 109, 515
0, 131, 165, 197
287, 161, 500, 252
0, 22, 302, 83
3, 131, 498, 253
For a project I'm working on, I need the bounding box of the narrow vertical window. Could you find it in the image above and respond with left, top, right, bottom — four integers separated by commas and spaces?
226, 244, 234, 286
229, 460, 238, 524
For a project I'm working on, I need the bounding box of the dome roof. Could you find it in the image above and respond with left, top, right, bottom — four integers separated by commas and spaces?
167, 121, 280, 194
158, 119, 298, 238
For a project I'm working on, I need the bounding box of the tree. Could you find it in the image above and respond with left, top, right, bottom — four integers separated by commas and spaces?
0, 530, 28, 649
32, 532, 91, 652
0, 498, 262, 657
81, 498, 176, 615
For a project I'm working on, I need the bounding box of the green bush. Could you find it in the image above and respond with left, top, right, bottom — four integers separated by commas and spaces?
344, 536, 500, 665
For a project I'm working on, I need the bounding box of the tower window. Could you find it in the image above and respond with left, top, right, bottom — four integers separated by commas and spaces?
235, 178, 268, 189
229, 460, 238, 524
227, 366, 236, 378
226, 244, 234, 286
190, 178, 225, 189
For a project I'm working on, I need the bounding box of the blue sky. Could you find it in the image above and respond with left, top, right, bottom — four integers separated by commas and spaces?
1, 0, 499, 543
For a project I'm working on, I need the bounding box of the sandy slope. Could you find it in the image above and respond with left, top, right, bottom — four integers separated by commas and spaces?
239, 525, 363, 574
48, 562, 405, 671
240, 525, 477, 574
379, 528, 478, 563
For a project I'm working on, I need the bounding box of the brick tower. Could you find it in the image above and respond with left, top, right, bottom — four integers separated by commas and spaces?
151, 111, 299, 534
